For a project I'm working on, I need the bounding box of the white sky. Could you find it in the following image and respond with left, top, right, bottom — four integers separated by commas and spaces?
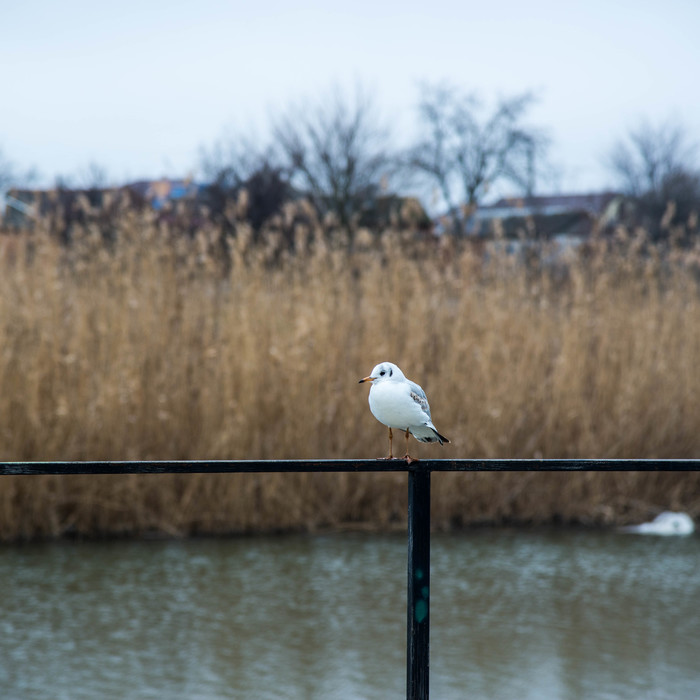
2, 0, 699, 198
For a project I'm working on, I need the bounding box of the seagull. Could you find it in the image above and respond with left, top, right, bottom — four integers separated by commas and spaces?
358, 362, 449, 462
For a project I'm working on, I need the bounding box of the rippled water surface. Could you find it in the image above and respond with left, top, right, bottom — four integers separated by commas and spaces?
1, 529, 699, 699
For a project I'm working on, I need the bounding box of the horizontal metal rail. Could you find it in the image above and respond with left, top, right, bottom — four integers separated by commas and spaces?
2, 458, 700, 475
2, 458, 698, 700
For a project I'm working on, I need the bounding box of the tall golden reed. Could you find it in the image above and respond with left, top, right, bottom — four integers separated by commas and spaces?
1, 210, 699, 539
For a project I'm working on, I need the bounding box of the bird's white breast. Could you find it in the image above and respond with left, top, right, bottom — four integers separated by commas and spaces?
368, 381, 428, 429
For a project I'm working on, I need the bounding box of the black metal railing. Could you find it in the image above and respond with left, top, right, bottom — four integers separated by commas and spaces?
2, 458, 699, 700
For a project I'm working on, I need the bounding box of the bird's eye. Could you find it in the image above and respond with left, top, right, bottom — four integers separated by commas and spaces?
379, 370, 385, 376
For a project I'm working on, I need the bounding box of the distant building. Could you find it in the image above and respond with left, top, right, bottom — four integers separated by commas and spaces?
466, 192, 623, 241
463, 192, 625, 262
480, 192, 621, 225
2, 178, 204, 228
125, 178, 203, 211
3, 190, 39, 227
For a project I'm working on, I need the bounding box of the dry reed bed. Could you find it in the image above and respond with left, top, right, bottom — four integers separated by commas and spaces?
1, 217, 700, 540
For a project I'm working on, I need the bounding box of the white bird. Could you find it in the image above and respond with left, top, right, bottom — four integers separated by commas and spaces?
359, 362, 449, 462
620, 511, 695, 536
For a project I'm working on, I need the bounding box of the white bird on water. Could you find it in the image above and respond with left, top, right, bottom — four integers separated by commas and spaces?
359, 362, 449, 462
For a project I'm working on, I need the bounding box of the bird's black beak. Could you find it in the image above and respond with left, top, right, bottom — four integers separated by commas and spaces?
358, 376, 373, 384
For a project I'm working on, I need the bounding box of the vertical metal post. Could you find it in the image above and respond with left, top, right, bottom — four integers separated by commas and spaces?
407, 467, 430, 700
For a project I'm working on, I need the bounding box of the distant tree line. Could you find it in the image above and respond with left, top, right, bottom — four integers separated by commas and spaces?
197, 84, 699, 240
2, 83, 699, 241
197, 83, 552, 237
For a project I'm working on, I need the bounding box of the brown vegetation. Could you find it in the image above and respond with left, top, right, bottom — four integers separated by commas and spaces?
1, 205, 700, 540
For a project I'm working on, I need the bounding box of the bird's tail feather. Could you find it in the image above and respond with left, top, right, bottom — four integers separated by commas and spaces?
411, 424, 450, 444
432, 428, 450, 445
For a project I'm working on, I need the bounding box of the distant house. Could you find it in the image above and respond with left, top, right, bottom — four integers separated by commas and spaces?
486, 192, 621, 219
2, 190, 39, 227
2, 178, 204, 228
2, 186, 118, 228
466, 192, 623, 242
125, 178, 203, 211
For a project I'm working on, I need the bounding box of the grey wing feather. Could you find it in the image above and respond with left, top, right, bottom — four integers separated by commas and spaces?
408, 380, 432, 419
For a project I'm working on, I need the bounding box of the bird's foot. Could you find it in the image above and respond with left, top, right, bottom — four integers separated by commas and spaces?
404, 454, 419, 464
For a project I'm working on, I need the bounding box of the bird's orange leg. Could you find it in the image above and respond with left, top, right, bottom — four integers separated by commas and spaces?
404, 429, 418, 464
378, 427, 395, 460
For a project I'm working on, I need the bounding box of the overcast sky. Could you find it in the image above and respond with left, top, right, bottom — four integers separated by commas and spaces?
2, 0, 699, 198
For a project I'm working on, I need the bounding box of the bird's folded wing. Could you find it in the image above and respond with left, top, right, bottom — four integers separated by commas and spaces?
409, 382, 432, 419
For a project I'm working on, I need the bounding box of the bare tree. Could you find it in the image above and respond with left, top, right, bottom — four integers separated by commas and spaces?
607, 120, 700, 236
199, 131, 272, 191
407, 83, 548, 232
76, 161, 111, 190
273, 86, 393, 229
199, 131, 292, 231
608, 119, 697, 198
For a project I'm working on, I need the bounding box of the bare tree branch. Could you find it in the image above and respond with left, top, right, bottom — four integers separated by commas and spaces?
76, 161, 111, 190
198, 130, 274, 191
197, 128, 293, 234
607, 119, 698, 198
606, 119, 700, 238
406, 83, 548, 233
273, 86, 393, 229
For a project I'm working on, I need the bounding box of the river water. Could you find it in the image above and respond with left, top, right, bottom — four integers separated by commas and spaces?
1, 529, 699, 699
